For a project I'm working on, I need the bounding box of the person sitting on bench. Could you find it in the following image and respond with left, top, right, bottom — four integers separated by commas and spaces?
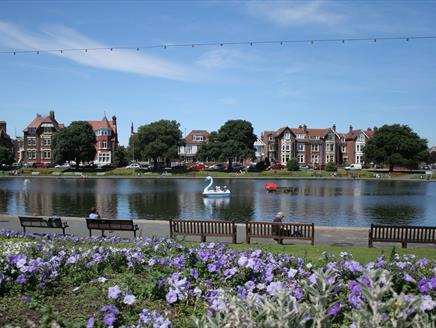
88, 207, 106, 237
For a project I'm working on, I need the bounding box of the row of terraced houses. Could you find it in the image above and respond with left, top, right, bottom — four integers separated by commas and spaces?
178, 125, 375, 166
0, 111, 403, 167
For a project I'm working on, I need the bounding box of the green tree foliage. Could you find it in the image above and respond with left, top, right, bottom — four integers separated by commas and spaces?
131, 120, 182, 165
286, 158, 299, 171
197, 120, 256, 169
363, 124, 428, 171
113, 146, 128, 167
52, 121, 96, 168
325, 162, 337, 172
0, 146, 14, 166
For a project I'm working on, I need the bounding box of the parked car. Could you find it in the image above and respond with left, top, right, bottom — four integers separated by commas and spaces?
126, 163, 141, 169
190, 163, 207, 170
345, 163, 362, 170
269, 163, 285, 170
299, 165, 310, 170
54, 163, 71, 169
12, 163, 22, 168
230, 163, 245, 172
247, 163, 260, 172
206, 163, 226, 171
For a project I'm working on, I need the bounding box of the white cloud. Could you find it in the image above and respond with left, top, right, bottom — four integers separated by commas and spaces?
0, 21, 188, 80
247, 1, 343, 26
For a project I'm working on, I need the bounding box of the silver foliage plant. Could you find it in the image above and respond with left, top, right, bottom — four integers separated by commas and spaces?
194, 269, 435, 328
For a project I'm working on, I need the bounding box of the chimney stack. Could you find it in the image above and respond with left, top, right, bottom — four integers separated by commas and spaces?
303, 124, 307, 133
49, 111, 55, 120
112, 115, 117, 126
332, 124, 336, 132
349, 125, 353, 133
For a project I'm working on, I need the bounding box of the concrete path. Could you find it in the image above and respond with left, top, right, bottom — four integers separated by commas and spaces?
1, 214, 434, 249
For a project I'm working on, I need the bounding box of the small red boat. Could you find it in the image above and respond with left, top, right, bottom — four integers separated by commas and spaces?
264, 183, 278, 192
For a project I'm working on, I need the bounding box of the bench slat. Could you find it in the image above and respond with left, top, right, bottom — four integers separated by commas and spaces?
246, 221, 314, 245
169, 219, 236, 243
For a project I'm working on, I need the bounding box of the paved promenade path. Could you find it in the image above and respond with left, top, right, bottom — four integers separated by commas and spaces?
0, 214, 434, 249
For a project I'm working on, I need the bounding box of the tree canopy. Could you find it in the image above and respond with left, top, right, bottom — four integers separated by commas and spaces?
0, 146, 14, 166
197, 120, 256, 168
52, 121, 96, 167
130, 120, 182, 165
113, 145, 128, 167
363, 124, 428, 171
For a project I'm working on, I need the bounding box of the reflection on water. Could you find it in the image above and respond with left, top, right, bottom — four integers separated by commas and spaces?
0, 177, 434, 227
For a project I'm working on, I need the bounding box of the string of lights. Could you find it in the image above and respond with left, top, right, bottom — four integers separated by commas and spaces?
1, 36, 435, 55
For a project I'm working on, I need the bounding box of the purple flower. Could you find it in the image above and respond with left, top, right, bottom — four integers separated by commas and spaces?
86, 317, 95, 328
123, 294, 136, 305
327, 303, 341, 316
103, 312, 116, 326
21, 296, 32, 302
166, 290, 178, 304
99, 305, 119, 314
108, 285, 121, 300
418, 278, 430, 294
208, 263, 217, 273
17, 274, 26, 284
190, 268, 199, 279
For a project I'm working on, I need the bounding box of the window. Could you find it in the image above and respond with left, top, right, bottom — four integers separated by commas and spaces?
296, 134, 306, 139
43, 127, 52, 134
27, 151, 36, 160
356, 144, 364, 152
297, 154, 305, 163
341, 146, 347, 153
186, 145, 192, 154
193, 135, 204, 141
327, 143, 334, 152
297, 144, 305, 151
97, 129, 112, 136
356, 155, 362, 164
43, 151, 51, 159
28, 128, 36, 134
42, 138, 51, 147
268, 136, 273, 141
269, 145, 275, 151
27, 138, 36, 147
357, 134, 365, 142
101, 141, 108, 149
311, 154, 319, 163
311, 144, 319, 152
327, 155, 334, 163
309, 135, 320, 140
284, 132, 290, 140
98, 152, 111, 163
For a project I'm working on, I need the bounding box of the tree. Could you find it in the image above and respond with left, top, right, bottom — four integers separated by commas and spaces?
287, 159, 299, 171
131, 120, 182, 166
0, 146, 14, 166
363, 124, 428, 172
197, 120, 256, 170
52, 121, 96, 169
325, 162, 337, 172
113, 146, 128, 167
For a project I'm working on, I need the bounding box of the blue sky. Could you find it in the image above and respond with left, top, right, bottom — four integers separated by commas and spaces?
1, 0, 435, 146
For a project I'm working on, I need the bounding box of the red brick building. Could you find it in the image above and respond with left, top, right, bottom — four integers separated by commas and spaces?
341, 126, 374, 165
87, 116, 118, 165
22, 111, 64, 165
178, 130, 209, 162
262, 124, 341, 167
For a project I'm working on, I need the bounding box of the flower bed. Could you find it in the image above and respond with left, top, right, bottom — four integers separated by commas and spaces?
0, 229, 435, 327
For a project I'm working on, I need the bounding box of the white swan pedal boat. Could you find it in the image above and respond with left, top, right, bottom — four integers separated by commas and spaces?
202, 176, 231, 198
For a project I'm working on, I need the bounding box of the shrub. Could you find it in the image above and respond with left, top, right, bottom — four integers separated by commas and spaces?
326, 162, 337, 172
286, 159, 299, 171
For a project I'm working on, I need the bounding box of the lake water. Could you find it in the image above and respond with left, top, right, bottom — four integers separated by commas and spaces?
0, 177, 435, 227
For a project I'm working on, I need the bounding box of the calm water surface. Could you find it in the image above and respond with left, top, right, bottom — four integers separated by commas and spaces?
0, 177, 435, 227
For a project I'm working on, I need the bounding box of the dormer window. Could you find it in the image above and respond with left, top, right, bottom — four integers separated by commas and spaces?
193, 135, 204, 141
357, 134, 365, 141
284, 132, 290, 140
97, 129, 112, 136
28, 128, 36, 134
296, 134, 306, 139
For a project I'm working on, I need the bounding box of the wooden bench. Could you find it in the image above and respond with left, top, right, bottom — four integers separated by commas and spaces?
246, 221, 315, 245
368, 224, 436, 248
169, 219, 237, 243
86, 219, 139, 238
19, 216, 69, 235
